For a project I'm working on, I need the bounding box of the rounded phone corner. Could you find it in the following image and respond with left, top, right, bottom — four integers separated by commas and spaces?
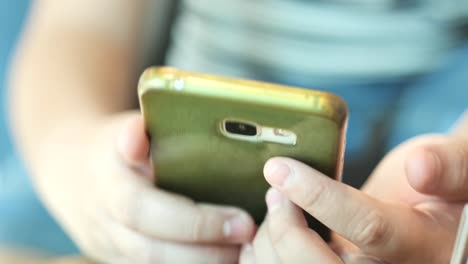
138, 66, 183, 98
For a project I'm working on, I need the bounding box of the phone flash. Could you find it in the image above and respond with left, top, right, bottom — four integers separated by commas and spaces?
259, 126, 297, 146
172, 78, 185, 91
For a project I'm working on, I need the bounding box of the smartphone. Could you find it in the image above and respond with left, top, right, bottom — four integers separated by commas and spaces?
138, 67, 348, 240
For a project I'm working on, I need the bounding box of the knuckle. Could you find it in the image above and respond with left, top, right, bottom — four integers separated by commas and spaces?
352, 210, 393, 249
93, 231, 129, 263
270, 226, 302, 250
443, 142, 468, 191
187, 209, 208, 241
270, 226, 289, 249
112, 225, 165, 264
455, 143, 468, 181
145, 242, 166, 264
119, 185, 144, 230
294, 178, 327, 212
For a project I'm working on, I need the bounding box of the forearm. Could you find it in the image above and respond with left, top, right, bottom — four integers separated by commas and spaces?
11, 30, 137, 124
9, 1, 145, 174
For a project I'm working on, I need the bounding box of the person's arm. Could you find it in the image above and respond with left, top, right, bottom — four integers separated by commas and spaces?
9, 1, 255, 262
10, 0, 143, 167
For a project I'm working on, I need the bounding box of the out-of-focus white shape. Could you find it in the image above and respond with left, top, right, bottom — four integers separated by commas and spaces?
451, 204, 468, 264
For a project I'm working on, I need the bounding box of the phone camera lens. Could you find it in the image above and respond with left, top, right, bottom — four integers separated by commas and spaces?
224, 121, 257, 136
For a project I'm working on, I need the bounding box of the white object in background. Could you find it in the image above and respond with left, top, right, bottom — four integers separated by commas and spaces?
451, 204, 468, 264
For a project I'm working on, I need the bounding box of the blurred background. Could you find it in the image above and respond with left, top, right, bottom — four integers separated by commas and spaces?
0, 0, 78, 256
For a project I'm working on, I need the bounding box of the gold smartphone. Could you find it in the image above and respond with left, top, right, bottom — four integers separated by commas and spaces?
138, 67, 348, 239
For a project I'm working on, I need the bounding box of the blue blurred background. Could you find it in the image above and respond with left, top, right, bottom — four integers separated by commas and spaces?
0, 0, 78, 255
0, 1, 28, 158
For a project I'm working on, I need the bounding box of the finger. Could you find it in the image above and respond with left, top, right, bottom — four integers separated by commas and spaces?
263, 157, 432, 261
405, 136, 468, 200
239, 244, 255, 264
109, 221, 239, 264
116, 114, 152, 177
266, 188, 342, 263
329, 233, 360, 257
251, 221, 279, 264
107, 177, 255, 244
341, 253, 389, 264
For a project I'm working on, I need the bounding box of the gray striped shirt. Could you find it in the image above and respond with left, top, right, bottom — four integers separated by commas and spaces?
167, 0, 468, 84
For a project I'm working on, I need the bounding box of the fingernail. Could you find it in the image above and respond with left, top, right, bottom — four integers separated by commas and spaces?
224, 213, 250, 239
264, 160, 291, 187
407, 149, 440, 192
266, 188, 284, 212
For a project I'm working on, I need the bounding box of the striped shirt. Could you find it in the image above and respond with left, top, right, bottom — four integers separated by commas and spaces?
167, 0, 468, 84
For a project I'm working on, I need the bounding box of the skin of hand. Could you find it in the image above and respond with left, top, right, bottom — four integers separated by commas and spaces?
39, 113, 255, 263
9, 2, 254, 263
240, 112, 468, 264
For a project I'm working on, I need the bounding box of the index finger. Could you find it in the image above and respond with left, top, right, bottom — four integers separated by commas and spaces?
263, 157, 436, 261
265, 188, 343, 264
